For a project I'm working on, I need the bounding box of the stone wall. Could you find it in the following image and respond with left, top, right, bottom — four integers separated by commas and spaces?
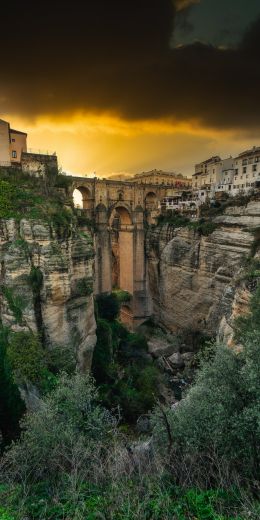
21, 152, 58, 176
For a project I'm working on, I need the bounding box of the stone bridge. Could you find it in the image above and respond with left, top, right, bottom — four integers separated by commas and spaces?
69, 177, 170, 328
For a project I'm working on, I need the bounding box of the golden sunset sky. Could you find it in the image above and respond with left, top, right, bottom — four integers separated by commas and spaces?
1, 0, 260, 177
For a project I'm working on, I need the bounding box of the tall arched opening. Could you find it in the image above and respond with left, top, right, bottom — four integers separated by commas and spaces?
110, 205, 134, 295
73, 186, 93, 211
145, 191, 157, 210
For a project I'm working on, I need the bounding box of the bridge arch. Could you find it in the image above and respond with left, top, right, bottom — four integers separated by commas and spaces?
73, 185, 93, 211
144, 191, 158, 210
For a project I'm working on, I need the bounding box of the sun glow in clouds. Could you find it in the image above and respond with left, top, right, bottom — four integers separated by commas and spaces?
2, 111, 259, 178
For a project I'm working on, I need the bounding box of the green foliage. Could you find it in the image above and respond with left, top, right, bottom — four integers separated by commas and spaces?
0, 328, 25, 447
188, 218, 218, 236
152, 286, 260, 483
76, 213, 95, 228
157, 211, 189, 227
96, 293, 120, 321
0, 479, 253, 520
1, 287, 24, 325
93, 315, 162, 422
92, 319, 113, 384
1, 373, 116, 492
250, 226, 260, 257
0, 180, 44, 220
76, 276, 93, 296
0, 168, 73, 228
46, 345, 76, 376
115, 364, 161, 422
241, 257, 260, 282
54, 171, 72, 190
28, 266, 43, 293
112, 288, 131, 303
235, 285, 260, 343
6, 331, 46, 385
49, 206, 72, 228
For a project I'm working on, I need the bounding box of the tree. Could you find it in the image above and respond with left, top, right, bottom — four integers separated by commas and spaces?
1, 373, 117, 497
152, 287, 260, 485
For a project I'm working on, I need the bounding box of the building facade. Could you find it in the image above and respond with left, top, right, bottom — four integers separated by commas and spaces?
0, 118, 58, 175
232, 147, 260, 195
0, 119, 27, 166
131, 169, 192, 188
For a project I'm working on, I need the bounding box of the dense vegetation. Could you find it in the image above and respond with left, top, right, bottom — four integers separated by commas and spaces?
93, 293, 163, 424
157, 211, 218, 236
0, 285, 259, 518
0, 167, 73, 234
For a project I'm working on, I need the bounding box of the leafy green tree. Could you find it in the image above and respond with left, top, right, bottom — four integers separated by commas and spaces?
152, 287, 260, 484
6, 331, 46, 385
96, 293, 120, 321
92, 319, 113, 384
0, 329, 25, 448
1, 373, 116, 494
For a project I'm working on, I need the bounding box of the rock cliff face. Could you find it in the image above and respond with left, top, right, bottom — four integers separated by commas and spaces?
146, 201, 260, 344
0, 219, 96, 371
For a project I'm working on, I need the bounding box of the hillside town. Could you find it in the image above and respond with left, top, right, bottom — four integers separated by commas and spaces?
1, 118, 260, 214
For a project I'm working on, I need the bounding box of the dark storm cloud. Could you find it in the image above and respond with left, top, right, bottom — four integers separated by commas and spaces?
1, 0, 260, 131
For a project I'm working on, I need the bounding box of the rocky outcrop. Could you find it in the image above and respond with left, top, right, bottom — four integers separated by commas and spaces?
146, 201, 260, 345
0, 218, 96, 371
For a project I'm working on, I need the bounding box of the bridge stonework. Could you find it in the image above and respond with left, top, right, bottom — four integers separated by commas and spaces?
70, 177, 168, 329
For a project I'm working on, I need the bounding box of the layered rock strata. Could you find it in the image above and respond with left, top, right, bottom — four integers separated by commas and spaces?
146, 201, 260, 345
0, 219, 96, 371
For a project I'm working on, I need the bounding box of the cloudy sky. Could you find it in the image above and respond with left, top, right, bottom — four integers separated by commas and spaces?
1, 0, 260, 177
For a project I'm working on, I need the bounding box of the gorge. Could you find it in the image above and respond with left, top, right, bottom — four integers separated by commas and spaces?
0, 169, 260, 519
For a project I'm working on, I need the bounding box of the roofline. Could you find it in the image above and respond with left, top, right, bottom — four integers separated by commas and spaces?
10, 128, 27, 136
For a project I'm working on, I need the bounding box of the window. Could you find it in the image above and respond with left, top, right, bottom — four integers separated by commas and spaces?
243, 167, 247, 174
253, 164, 257, 172
12, 138, 15, 142
235, 169, 238, 175
12, 150, 17, 158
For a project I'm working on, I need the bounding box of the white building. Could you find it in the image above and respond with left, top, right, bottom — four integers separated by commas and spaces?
232, 146, 260, 195
192, 156, 232, 203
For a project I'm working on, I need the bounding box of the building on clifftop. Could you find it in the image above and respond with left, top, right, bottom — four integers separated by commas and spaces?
0, 119, 27, 166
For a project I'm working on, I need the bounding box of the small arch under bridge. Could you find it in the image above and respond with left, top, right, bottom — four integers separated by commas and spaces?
70, 177, 169, 329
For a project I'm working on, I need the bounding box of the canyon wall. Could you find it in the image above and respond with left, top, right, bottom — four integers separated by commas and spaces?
0, 219, 96, 372
146, 201, 260, 344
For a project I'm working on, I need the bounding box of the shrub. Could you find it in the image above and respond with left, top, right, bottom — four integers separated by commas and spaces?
76, 276, 93, 296
28, 266, 43, 293
1, 287, 24, 325
96, 293, 120, 321
157, 211, 189, 227
1, 373, 116, 492
152, 287, 260, 485
112, 288, 131, 303
0, 328, 25, 447
92, 319, 113, 384
6, 331, 46, 385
